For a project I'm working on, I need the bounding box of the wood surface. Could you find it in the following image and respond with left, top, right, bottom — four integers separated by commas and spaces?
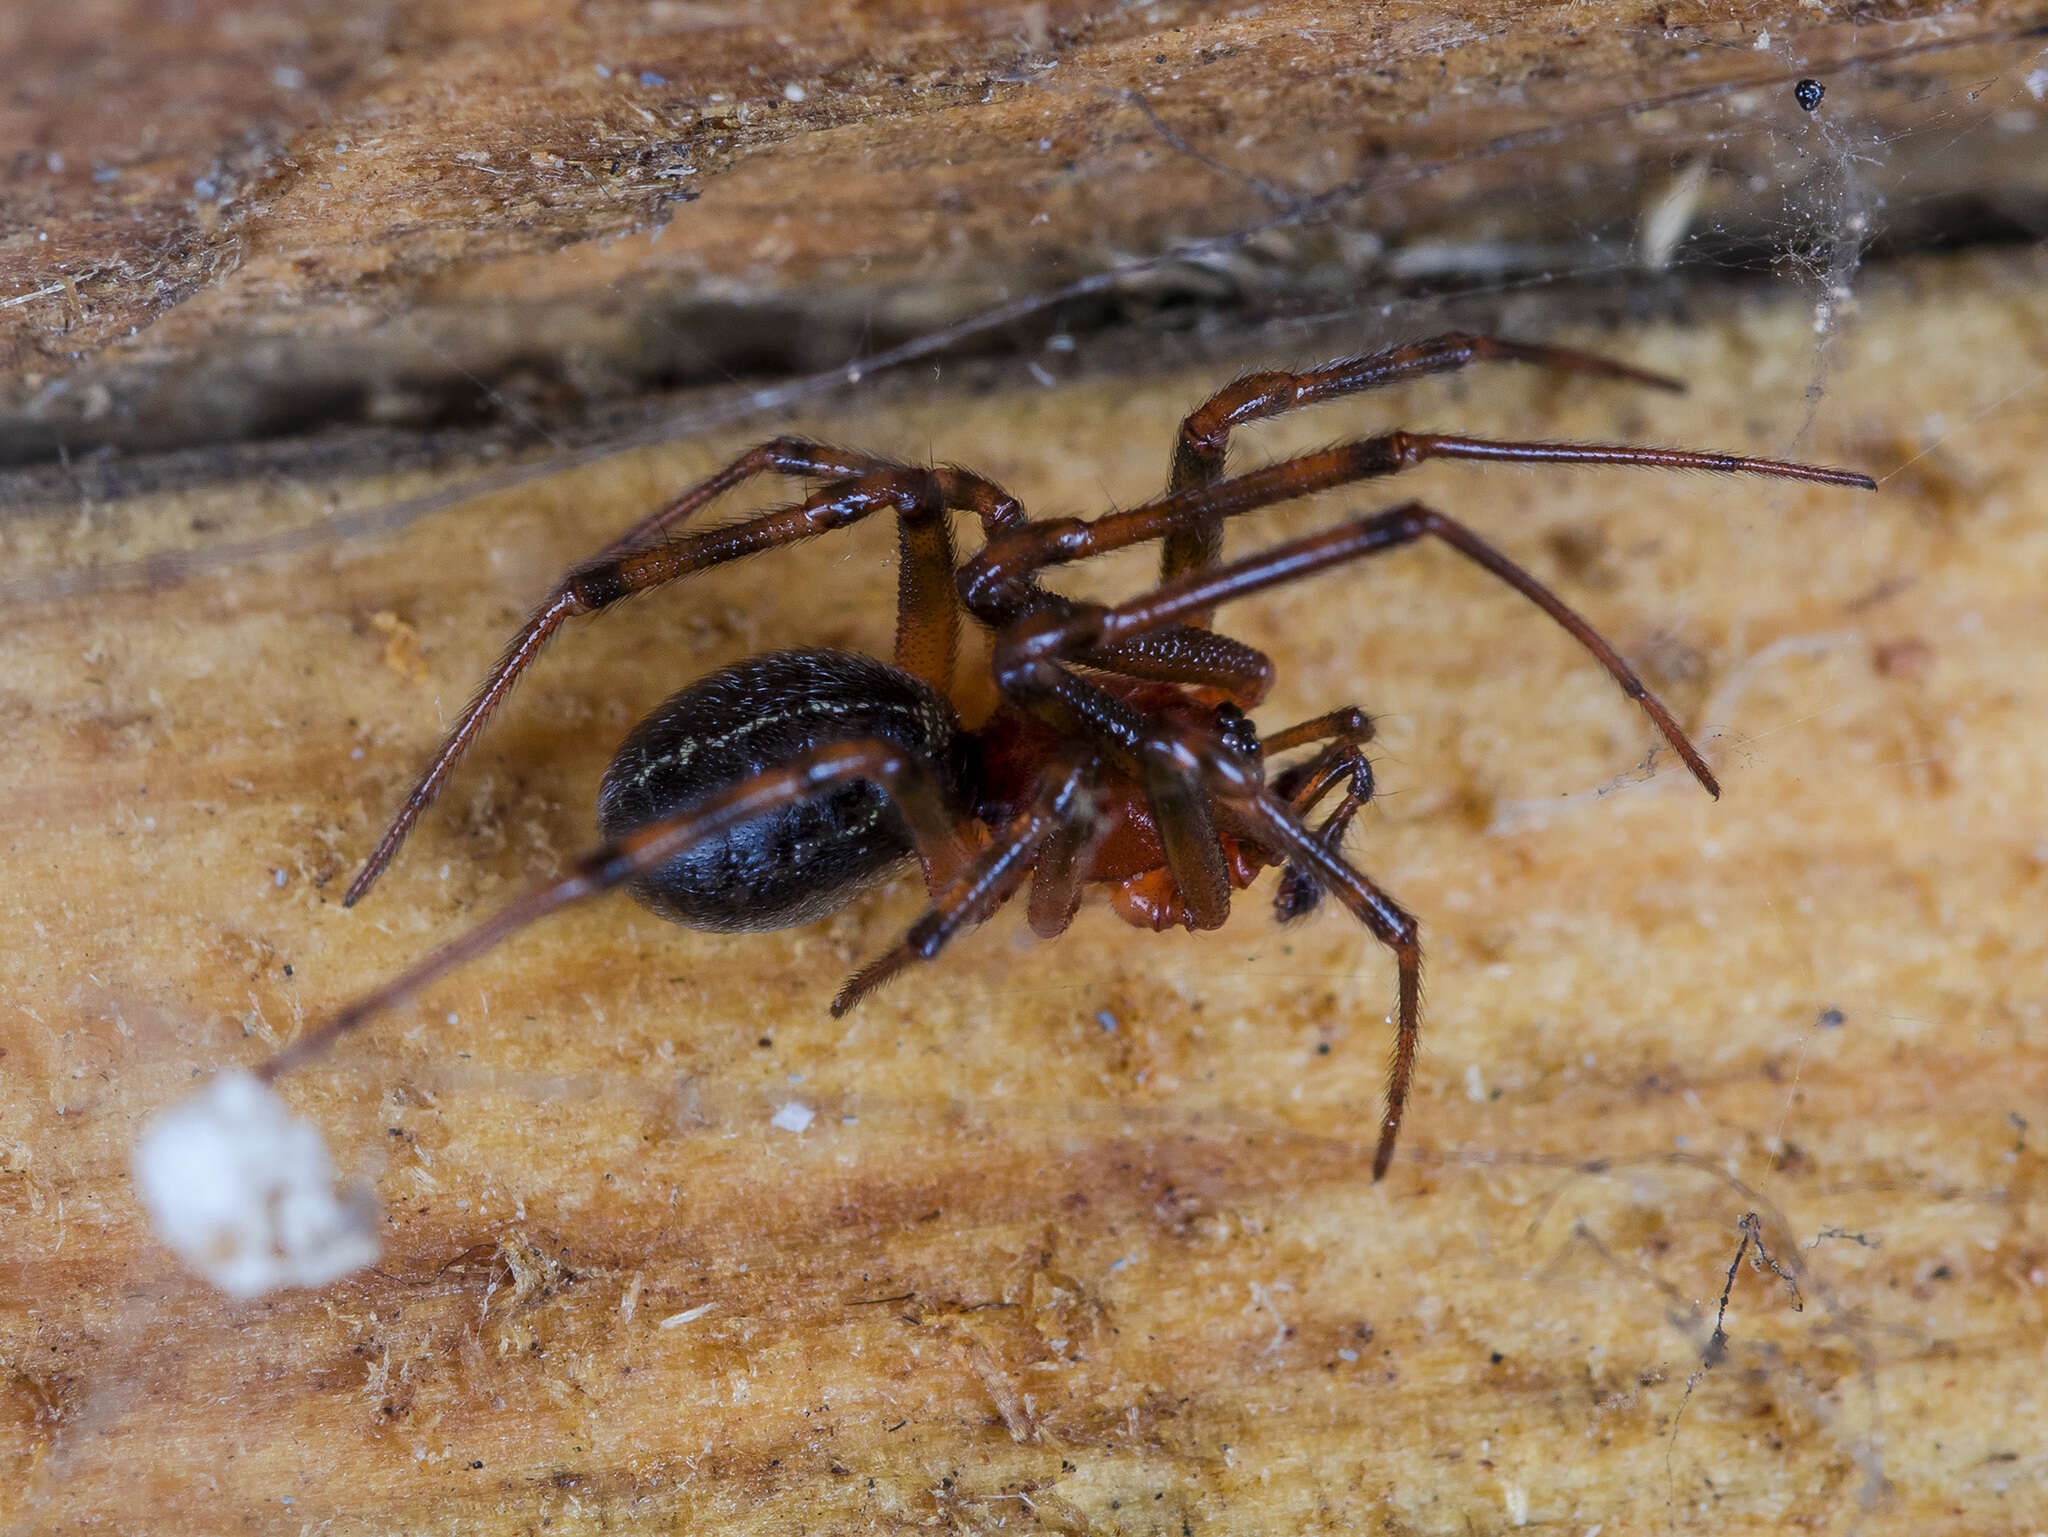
0, 250, 2043, 1532
6, 1, 2047, 457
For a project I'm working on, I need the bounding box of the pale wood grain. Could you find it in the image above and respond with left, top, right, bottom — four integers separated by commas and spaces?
0, 252, 2044, 1533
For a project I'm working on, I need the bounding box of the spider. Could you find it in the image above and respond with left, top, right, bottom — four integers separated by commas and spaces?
265, 333, 1873, 1180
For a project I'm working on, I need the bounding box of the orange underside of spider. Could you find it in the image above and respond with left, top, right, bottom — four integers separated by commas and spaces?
971, 678, 1274, 932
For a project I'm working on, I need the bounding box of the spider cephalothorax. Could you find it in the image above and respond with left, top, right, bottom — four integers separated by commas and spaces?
263, 333, 1873, 1179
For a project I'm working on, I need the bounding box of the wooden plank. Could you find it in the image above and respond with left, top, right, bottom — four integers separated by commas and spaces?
1, 252, 2044, 1531
6, 2, 2046, 454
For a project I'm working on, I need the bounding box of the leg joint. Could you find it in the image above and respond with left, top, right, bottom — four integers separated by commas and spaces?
568, 560, 631, 612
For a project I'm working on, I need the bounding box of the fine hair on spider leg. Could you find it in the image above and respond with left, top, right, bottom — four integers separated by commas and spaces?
260, 334, 1873, 1198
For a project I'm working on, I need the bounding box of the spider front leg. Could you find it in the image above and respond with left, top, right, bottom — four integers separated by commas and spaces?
964, 424, 1874, 635
1004, 497, 1731, 797
1159, 331, 1684, 593
1018, 667, 1420, 1178
970, 432, 1874, 796
345, 452, 1022, 906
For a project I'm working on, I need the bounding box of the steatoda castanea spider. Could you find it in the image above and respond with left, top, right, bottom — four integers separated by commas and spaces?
263, 333, 1874, 1180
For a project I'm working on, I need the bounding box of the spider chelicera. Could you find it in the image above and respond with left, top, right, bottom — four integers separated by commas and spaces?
264, 333, 1873, 1179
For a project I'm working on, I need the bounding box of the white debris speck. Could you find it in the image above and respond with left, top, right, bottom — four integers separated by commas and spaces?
1465, 1064, 1487, 1103
1753, 29, 1770, 48
783, 83, 806, 102
770, 1100, 815, 1133
132, 1070, 378, 1298
2026, 69, 2048, 101
660, 1302, 715, 1329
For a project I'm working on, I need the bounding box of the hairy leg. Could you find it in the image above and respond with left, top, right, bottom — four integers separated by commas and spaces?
832, 759, 1097, 1012
273, 739, 973, 1080
348, 454, 1022, 905
964, 428, 1872, 624
1160, 330, 1684, 590
996, 499, 1734, 798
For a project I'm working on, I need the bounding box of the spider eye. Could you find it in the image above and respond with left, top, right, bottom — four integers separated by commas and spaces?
1212, 702, 1260, 759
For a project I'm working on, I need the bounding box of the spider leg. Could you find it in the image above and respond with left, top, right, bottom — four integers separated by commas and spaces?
1081, 625, 1276, 707
1263, 705, 1377, 757
999, 498, 1728, 797
985, 658, 1242, 933
961, 430, 1873, 622
267, 739, 973, 1081
983, 651, 1415, 1167
590, 438, 895, 560
346, 454, 1022, 907
895, 466, 1030, 693
345, 437, 886, 907
1226, 780, 1423, 1182
1274, 791, 1371, 924
832, 758, 1098, 1014
1025, 772, 1122, 940
1162, 330, 1685, 589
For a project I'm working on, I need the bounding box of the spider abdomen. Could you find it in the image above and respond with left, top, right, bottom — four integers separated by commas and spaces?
597, 649, 967, 933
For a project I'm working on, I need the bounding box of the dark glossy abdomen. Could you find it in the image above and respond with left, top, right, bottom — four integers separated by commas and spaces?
596, 649, 965, 933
